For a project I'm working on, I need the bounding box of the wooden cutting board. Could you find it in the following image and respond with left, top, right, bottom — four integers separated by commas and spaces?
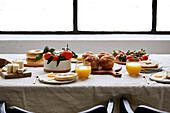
91, 66, 122, 77
0, 69, 32, 79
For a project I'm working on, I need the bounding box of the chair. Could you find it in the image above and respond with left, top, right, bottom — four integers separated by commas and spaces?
78, 99, 114, 113
0, 101, 7, 113
0, 100, 34, 113
120, 97, 169, 113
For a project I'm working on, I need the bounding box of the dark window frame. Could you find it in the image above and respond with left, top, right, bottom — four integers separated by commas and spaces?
0, 0, 170, 35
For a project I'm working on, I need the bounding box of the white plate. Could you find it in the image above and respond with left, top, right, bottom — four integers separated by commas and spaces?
149, 72, 170, 83
38, 74, 76, 84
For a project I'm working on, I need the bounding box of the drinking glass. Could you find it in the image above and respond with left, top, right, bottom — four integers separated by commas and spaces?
75, 61, 91, 79
126, 58, 142, 76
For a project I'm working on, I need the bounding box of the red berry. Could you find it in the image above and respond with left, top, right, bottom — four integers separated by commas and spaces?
116, 55, 119, 61
138, 57, 143, 61
126, 56, 134, 61
120, 53, 123, 56
130, 51, 134, 54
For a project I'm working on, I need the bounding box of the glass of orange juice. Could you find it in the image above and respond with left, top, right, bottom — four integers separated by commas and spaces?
126, 58, 142, 76
75, 61, 91, 79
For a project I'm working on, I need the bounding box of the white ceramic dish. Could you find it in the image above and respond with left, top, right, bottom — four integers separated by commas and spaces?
44, 59, 71, 73
149, 72, 170, 83
38, 74, 76, 84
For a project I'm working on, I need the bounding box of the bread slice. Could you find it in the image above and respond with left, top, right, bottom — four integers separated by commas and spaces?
0, 58, 11, 68
54, 73, 77, 81
141, 61, 159, 68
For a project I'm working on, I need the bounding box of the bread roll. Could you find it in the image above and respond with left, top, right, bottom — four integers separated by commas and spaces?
82, 52, 94, 64
84, 55, 99, 70
98, 52, 111, 59
99, 55, 115, 69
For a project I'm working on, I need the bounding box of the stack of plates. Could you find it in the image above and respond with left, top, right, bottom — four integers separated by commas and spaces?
141, 66, 163, 73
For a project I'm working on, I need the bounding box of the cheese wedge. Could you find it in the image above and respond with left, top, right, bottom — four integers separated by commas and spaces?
12, 60, 24, 69
13, 64, 19, 73
7, 64, 13, 73
17, 68, 24, 73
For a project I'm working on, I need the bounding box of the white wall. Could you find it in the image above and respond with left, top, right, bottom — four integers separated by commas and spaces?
0, 34, 170, 54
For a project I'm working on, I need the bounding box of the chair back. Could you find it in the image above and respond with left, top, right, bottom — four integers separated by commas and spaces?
134, 105, 170, 113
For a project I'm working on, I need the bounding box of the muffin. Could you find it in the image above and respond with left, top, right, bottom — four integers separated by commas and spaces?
99, 55, 115, 69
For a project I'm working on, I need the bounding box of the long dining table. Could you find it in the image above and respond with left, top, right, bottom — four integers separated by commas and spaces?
0, 54, 170, 113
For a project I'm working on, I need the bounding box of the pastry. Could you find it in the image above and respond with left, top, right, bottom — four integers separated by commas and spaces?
99, 55, 115, 69
82, 52, 94, 64
84, 55, 99, 70
7, 64, 13, 73
26, 58, 44, 65
26, 49, 43, 65
141, 61, 159, 68
98, 52, 111, 59
26, 49, 43, 59
13, 64, 19, 73
54, 73, 77, 81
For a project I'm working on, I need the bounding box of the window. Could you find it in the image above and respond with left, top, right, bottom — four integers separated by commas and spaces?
0, 0, 169, 34
78, 0, 152, 31
0, 0, 73, 31
157, 0, 170, 31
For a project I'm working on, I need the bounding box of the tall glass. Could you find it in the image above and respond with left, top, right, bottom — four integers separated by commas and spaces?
126, 58, 142, 76
75, 61, 91, 79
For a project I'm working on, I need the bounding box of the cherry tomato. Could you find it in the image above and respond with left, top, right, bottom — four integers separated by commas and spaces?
142, 55, 148, 60
44, 52, 53, 60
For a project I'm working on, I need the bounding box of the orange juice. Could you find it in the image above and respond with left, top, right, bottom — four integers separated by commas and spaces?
126, 62, 141, 76
75, 66, 91, 78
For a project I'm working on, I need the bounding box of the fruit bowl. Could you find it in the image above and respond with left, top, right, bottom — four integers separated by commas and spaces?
44, 59, 71, 73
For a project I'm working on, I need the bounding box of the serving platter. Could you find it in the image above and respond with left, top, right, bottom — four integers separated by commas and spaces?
149, 72, 170, 83
38, 74, 76, 84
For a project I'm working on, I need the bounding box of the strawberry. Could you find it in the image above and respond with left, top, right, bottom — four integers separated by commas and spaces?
53, 56, 59, 61
120, 53, 124, 56
138, 50, 142, 53
116, 55, 119, 61
142, 55, 148, 60
126, 56, 134, 61
61, 51, 73, 60
130, 51, 134, 54
44, 52, 53, 60
138, 57, 143, 61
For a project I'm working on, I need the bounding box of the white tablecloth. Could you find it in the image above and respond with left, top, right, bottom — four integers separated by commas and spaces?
0, 54, 170, 113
